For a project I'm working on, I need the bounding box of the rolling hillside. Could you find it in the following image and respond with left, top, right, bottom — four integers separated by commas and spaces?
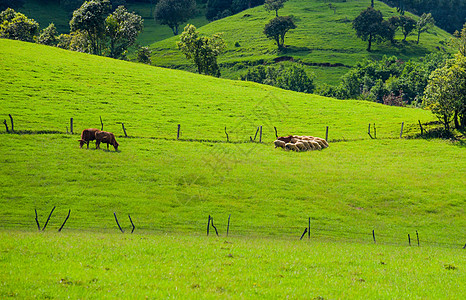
148, 0, 453, 84
0, 39, 464, 246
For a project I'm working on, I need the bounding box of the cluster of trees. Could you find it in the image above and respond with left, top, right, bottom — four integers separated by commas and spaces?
0, 1, 143, 60
240, 64, 315, 93
353, 7, 435, 51
380, 0, 466, 34
317, 53, 448, 105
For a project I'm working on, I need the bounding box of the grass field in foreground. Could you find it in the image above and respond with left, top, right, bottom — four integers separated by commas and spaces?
0, 231, 464, 299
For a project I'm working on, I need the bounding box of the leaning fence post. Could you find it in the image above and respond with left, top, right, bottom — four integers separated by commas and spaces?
372, 230, 376, 243
122, 123, 128, 137
128, 214, 135, 233
210, 217, 219, 236
58, 209, 71, 232
225, 126, 229, 142
400, 122, 404, 138
34, 209, 41, 231
254, 127, 260, 141
114, 212, 124, 233
100, 116, 104, 131
274, 126, 278, 139
227, 214, 231, 237
368, 123, 374, 139
177, 124, 181, 140
42, 206, 56, 231
3, 119, 9, 133
418, 120, 423, 136
300, 228, 308, 240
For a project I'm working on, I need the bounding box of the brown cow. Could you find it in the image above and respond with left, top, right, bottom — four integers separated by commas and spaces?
277, 135, 293, 143
79, 128, 100, 149
95, 131, 119, 151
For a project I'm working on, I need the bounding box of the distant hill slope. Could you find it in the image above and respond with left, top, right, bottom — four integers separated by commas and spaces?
148, 0, 453, 85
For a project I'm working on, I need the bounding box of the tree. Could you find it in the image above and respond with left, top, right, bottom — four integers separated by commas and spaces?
177, 24, 226, 77
105, 6, 143, 58
137, 46, 152, 65
264, 0, 287, 17
263, 16, 296, 49
423, 54, 466, 130
352, 7, 387, 51
276, 65, 315, 93
154, 0, 196, 36
451, 23, 466, 56
0, 8, 38, 42
398, 15, 416, 42
70, 0, 111, 55
38, 23, 58, 46
416, 13, 434, 44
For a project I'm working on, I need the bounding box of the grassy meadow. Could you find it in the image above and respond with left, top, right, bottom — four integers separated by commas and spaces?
147, 0, 453, 83
0, 39, 465, 297
0, 231, 465, 299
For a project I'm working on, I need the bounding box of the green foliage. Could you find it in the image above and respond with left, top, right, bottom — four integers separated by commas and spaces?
264, 0, 287, 17
154, 0, 196, 36
0, 7, 38, 42
206, 0, 232, 21
451, 23, 466, 56
105, 5, 143, 59
398, 15, 416, 42
69, 0, 111, 55
416, 13, 434, 44
240, 64, 314, 93
263, 15, 296, 49
57, 30, 90, 52
423, 54, 466, 130
352, 7, 391, 51
137, 45, 152, 64
177, 24, 226, 76
37, 22, 58, 46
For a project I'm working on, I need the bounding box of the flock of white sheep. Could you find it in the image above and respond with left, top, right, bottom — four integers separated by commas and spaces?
273, 135, 329, 151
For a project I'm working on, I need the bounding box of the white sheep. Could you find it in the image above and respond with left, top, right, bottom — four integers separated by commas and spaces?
274, 140, 286, 148
295, 142, 306, 151
313, 138, 328, 149
285, 143, 299, 151
299, 140, 311, 151
309, 140, 321, 150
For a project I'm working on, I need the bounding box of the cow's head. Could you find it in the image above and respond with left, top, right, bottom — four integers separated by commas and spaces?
113, 141, 120, 151
78, 139, 85, 148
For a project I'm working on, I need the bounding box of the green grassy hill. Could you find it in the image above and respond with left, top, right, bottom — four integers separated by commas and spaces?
1, 39, 464, 247
148, 0, 453, 85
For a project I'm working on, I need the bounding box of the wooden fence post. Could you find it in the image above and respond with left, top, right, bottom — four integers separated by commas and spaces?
400, 122, 404, 138
374, 123, 376, 139
100, 116, 104, 130
122, 123, 128, 137
227, 214, 231, 237
114, 212, 124, 233
34, 209, 41, 231
3, 120, 9, 133
177, 124, 181, 140
274, 126, 278, 139
372, 230, 376, 243
42, 206, 56, 231
300, 228, 308, 240
58, 209, 71, 232
254, 127, 260, 141
9, 114, 14, 132
225, 127, 229, 142
308, 217, 311, 239
418, 120, 423, 135
128, 214, 135, 233
70, 118, 73, 134
259, 126, 262, 143
325, 126, 329, 141
416, 230, 420, 247
206, 215, 211, 236
408, 233, 411, 246
210, 217, 219, 236
368, 124, 374, 139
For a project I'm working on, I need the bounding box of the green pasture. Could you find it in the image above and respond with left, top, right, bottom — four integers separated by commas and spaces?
0, 39, 465, 298
147, 0, 453, 83
0, 231, 464, 299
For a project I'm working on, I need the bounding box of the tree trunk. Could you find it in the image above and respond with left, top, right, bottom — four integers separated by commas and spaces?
367, 34, 372, 51
454, 110, 460, 129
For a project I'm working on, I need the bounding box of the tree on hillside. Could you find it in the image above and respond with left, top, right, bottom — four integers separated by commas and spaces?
352, 7, 390, 51
398, 15, 416, 42
206, 0, 232, 21
105, 6, 143, 58
177, 24, 226, 77
416, 13, 434, 44
423, 54, 466, 130
264, 0, 287, 17
451, 23, 466, 56
38, 23, 58, 46
263, 16, 296, 50
0, 8, 38, 42
154, 0, 196, 36
0, 0, 24, 11
70, 0, 111, 55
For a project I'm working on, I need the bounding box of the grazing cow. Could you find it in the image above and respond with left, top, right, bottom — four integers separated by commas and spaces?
79, 128, 100, 149
95, 131, 119, 151
277, 135, 293, 143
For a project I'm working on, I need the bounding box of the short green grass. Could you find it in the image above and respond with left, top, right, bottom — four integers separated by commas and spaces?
0, 231, 464, 299
148, 0, 453, 84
